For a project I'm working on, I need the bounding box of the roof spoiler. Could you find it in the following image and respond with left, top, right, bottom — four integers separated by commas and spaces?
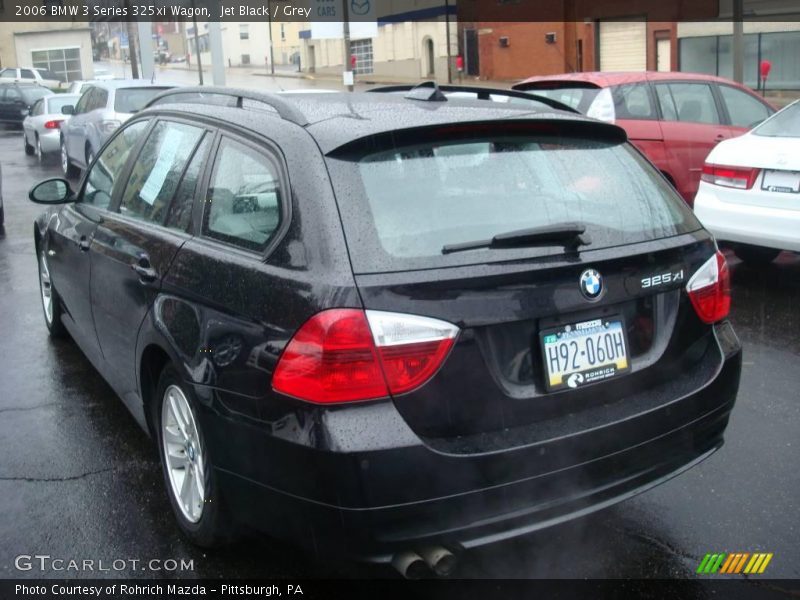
368, 81, 578, 114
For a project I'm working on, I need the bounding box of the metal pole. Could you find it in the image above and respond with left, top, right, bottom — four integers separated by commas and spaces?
208, 21, 226, 86
733, 0, 744, 84
191, 3, 204, 85
268, 0, 275, 75
445, 0, 452, 83
137, 21, 154, 81
342, 0, 353, 91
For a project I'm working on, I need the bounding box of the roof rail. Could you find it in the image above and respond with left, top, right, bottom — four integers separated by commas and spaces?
403, 81, 448, 102
144, 87, 309, 126
368, 83, 578, 113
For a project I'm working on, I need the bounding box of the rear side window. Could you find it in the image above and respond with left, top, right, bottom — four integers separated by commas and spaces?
329, 135, 699, 272
165, 136, 211, 232
118, 121, 205, 224
611, 83, 656, 120
655, 83, 719, 124
718, 85, 772, 128
202, 138, 283, 251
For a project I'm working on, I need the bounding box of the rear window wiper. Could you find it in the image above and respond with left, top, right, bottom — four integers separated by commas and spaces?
441, 222, 591, 255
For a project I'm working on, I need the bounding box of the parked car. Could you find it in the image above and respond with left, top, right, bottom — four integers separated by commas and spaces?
60, 80, 173, 177
0, 67, 64, 89
23, 94, 80, 161
694, 99, 800, 265
0, 83, 53, 126
66, 80, 96, 95
29, 85, 741, 570
92, 67, 115, 81
513, 72, 776, 206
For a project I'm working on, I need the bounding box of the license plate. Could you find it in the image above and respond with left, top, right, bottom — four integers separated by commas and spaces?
761, 170, 800, 193
540, 317, 630, 391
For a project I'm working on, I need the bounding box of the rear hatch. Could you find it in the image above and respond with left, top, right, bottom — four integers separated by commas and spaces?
325, 120, 716, 441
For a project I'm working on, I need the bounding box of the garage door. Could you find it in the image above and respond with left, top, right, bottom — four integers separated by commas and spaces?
599, 21, 647, 72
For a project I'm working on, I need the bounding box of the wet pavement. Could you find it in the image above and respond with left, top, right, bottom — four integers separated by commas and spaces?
0, 102, 798, 583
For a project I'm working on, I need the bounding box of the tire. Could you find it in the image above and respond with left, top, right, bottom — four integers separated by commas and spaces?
0, 205, 4, 228
734, 245, 780, 266
24, 132, 34, 156
61, 138, 79, 178
155, 365, 234, 547
35, 135, 44, 163
85, 147, 95, 172
38, 249, 66, 338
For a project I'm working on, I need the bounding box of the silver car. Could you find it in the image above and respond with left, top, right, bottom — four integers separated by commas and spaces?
23, 94, 80, 161
60, 80, 172, 177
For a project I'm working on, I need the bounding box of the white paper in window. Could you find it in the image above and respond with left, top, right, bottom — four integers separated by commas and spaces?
140, 128, 184, 205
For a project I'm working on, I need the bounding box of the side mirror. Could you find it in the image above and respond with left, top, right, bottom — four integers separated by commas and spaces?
29, 178, 74, 204
61, 105, 74, 115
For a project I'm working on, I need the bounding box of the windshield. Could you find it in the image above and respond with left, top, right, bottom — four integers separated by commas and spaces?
330, 135, 699, 273
114, 87, 170, 113
47, 96, 77, 114
20, 87, 52, 104
753, 101, 800, 137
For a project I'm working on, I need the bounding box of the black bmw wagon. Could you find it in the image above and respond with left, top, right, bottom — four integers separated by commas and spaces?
29, 84, 741, 575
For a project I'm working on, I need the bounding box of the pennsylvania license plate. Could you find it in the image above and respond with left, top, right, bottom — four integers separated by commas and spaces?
540, 317, 630, 391
761, 170, 800, 193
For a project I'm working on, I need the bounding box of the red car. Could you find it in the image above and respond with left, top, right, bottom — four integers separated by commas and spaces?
513, 72, 775, 205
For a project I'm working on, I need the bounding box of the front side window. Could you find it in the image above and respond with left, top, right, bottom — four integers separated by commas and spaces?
4, 87, 21, 102
73, 88, 93, 114
82, 120, 149, 209
20, 69, 34, 79
203, 138, 283, 250
118, 121, 205, 224
329, 134, 699, 272
656, 82, 720, 124
719, 85, 772, 128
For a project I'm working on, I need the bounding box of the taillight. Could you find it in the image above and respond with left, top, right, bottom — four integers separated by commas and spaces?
701, 163, 760, 190
686, 251, 731, 324
44, 120, 63, 129
272, 309, 459, 404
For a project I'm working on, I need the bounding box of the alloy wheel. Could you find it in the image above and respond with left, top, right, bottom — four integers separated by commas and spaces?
161, 385, 206, 523
39, 251, 53, 325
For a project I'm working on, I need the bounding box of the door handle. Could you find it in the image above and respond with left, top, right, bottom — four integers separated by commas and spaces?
131, 261, 158, 283
77, 236, 90, 252
714, 134, 726, 143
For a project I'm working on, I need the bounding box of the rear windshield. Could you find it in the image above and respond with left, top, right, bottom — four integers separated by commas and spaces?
753, 101, 800, 137
20, 87, 52, 104
520, 86, 602, 113
114, 88, 170, 113
47, 96, 77, 114
328, 135, 699, 273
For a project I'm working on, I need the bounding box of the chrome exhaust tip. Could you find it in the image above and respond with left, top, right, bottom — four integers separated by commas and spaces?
418, 546, 458, 577
391, 551, 429, 579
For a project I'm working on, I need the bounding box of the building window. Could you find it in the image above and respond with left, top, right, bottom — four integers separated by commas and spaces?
31, 47, 82, 83
679, 31, 800, 90
239, 24, 249, 40
350, 38, 373, 75
241, 54, 250, 65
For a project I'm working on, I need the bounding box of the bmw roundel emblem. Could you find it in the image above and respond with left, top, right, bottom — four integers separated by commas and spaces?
579, 269, 603, 300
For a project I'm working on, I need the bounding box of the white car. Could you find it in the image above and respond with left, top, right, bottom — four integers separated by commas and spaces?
0, 67, 63, 89
22, 94, 80, 161
694, 99, 800, 265
93, 67, 115, 80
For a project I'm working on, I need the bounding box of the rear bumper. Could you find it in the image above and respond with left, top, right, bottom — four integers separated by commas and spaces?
38, 130, 61, 153
694, 182, 800, 252
206, 324, 741, 562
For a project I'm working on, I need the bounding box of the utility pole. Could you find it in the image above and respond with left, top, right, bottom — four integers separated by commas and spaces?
342, 0, 353, 91
445, 0, 452, 83
733, 0, 744, 84
125, 17, 140, 79
191, 0, 204, 85
268, 0, 275, 75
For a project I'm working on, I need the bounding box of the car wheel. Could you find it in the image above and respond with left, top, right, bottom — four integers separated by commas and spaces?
35, 136, 43, 163
85, 148, 95, 172
61, 139, 78, 178
38, 249, 66, 337
24, 132, 34, 156
734, 245, 780, 266
156, 365, 234, 547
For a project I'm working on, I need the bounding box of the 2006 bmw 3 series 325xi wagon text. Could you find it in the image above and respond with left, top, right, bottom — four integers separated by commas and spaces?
29, 84, 741, 575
